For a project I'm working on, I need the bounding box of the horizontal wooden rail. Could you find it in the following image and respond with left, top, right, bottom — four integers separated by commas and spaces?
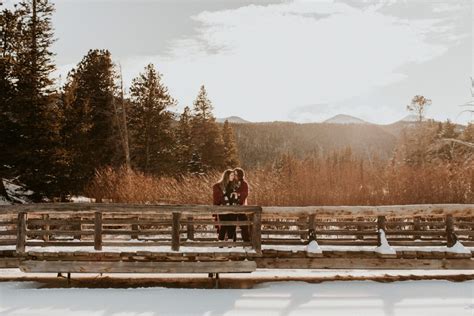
262, 204, 474, 217
0, 204, 261, 214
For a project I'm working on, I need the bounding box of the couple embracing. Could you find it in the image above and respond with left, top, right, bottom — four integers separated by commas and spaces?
212, 168, 250, 242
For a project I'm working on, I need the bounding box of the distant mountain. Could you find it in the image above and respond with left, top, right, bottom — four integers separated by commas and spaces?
216, 116, 250, 124
398, 114, 420, 123
232, 121, 397, 168
323, 114, 369, 124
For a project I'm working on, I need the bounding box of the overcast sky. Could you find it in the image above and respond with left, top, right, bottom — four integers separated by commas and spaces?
5, 0, 473, 124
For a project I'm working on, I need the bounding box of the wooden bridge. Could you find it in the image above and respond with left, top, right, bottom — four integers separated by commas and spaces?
0, 203, 473, 277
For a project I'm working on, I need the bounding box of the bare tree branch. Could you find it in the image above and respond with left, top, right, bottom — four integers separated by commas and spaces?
442, 138, 474, 149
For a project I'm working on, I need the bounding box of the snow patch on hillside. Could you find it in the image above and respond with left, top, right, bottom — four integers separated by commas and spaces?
1, 178, 33, 204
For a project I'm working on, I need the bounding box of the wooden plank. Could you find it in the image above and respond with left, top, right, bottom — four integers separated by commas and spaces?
19, 260, 257, 273
389, 241, 446, 246
0, 240, 17, 246
16, 212, 26, 254
181, 241, 250, 247
314, 221, 377, 227
101, 241, 170, 247
261, 230, 308, 235
0, 203, 261, 214
26, 241, 95, 247
0, 258, 20, 268
384, 230, 446, 236
27, 219, 95, 225
183, 220, 252, 226
94, 212, 102, 251
101, 230, 173, 235
26, 230, 95, 236
315, 230, 378, 235
262, 220, 306, 226
171, 212, 181, 251
0, 220, 17, 225
254, 257, 474, 269
102, 219, 170, 225
385, 221, 414, 226
0, 230, 17, 236
262, 204, 474, 217
2, 203, 472, 217
455, 230, 474, 235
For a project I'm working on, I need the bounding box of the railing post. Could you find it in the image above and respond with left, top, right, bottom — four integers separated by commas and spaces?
299, 215, 308, 240
356, 216, 364, 240
377, 215, 386, 247
94, 212, 102, 251
73, 216, 82, 240
446, 215, 456, 247
16, 211, 26, 254
413, 216, 421, 240
251, 208, 262, 254
131, 216, 139, 240
42, 214, 50, 242
308, 214, 316, 242
171, 212, 181, 251
186, 215, 194, 241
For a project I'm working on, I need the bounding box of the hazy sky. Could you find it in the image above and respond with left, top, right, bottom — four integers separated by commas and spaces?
5, 0, 473, 124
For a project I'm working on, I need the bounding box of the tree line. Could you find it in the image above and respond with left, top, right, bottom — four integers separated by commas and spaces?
0, 0, 239, 201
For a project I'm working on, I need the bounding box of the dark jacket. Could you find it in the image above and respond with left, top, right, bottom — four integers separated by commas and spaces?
213, 183, 224, 205
236, 180, 249, 205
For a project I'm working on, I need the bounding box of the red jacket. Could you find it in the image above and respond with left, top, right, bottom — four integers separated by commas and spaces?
213, 183, 224, 205
236, 180, 249, 205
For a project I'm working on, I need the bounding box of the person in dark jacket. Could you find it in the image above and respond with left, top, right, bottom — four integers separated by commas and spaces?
234, 168, 251, 242
212, 169, 238, 241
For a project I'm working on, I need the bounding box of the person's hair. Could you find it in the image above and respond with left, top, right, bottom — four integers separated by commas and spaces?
234, 168, 245, 180
217, 169, 235, 191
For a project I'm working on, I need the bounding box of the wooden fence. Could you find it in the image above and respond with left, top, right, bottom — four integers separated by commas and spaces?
0, 203, 473, 272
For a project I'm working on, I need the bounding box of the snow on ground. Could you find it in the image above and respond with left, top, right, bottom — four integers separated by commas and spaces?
3, 243, 471, 254
0, 268, 473, 279
375, 230, 396, 255
0, 279, 472, 316
69, 196, 94, 203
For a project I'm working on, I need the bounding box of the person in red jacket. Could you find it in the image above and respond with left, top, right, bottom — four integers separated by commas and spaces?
212, 169, 238, 241
234, 168, 250, 242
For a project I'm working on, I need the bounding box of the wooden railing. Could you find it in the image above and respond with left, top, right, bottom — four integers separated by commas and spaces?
0, 204, 262, 254
0, 204, 472, 267
259, 205, 474, 247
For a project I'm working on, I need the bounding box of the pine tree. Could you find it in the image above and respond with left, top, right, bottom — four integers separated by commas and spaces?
222, 120, 240, 168
128, 63, 176, 175
0, 7, 20, 185
190, 85, 225, 171
61, 49, 121, 194
5, 0, 62, 200
176, 106, 194, 172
